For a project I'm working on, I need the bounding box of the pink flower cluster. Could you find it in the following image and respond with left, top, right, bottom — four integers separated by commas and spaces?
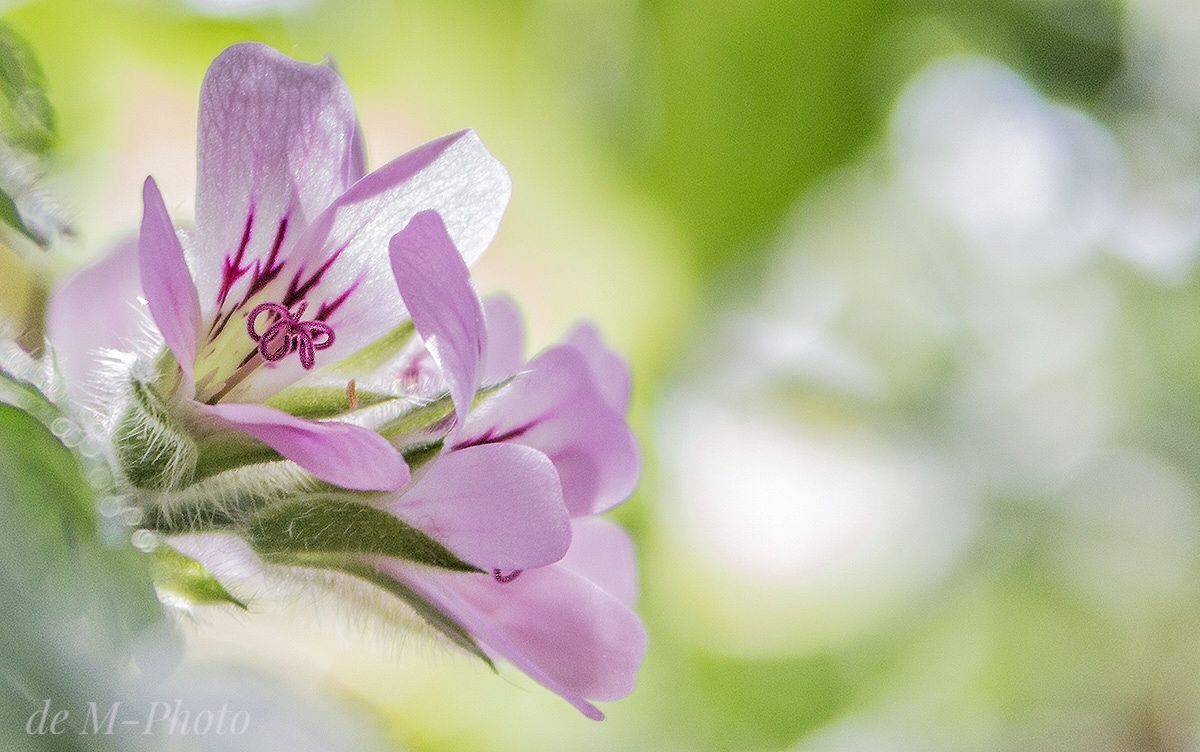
49, 43, 645, 720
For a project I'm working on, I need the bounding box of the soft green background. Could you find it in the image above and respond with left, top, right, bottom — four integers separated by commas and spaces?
6, 0, 1197, 750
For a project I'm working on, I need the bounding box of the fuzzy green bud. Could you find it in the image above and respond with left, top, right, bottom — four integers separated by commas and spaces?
114, 379, 197, 491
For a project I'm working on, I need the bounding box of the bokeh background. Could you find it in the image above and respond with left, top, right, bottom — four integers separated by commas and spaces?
4, 0, 1200, 750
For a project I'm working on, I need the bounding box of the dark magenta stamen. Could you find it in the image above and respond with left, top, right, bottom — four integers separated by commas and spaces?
492, 569, 523, 584
247, 300, 335, 370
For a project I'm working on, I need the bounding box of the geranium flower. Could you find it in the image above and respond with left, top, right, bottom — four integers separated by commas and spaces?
365, 292, 646, 720
46, 41, 645, 721
167, 290, 646, 720
112, 42, 510, 491
380, 515, 646, 721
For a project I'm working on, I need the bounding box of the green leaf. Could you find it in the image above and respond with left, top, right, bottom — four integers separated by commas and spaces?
150, 544, 247, 610
0, 185, 44, 246
0, 403, 169, 743
264, 384, 396, 419
0, 23, 55, 153
243, 496, 482, 573
0, 361, 60, 429
0, 401, 91, 539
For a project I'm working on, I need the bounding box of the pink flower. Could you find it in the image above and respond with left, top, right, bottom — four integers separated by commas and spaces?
160, 280, 647, 719
50, 41, 645, 721
85, 42, 511, 491
370, 294, 647, 720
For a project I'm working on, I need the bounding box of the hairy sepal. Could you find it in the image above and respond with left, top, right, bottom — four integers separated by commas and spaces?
191, 428, 283, 483
151, 543, 247, 610
242, 496, 482, 573
379, 378, 513, 444
266, 551, 493, 668
321, 320, 415, 377
114, 379, 198, 491
263, 384, 396, 419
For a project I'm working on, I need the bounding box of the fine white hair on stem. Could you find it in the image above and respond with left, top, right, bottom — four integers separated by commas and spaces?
146, 461, 322, 531
163, 534, 483, 666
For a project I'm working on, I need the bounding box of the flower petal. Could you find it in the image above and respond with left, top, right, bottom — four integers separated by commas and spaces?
393, 562, 647, 718
559, 518, 639, 608
199, 401, 409, 491
140, 177, 202, 394
191, 42, 360, 319
347, 117, 367, 185
390, 210, 486, 431
385, 443, 569, 571
47, 237, 144, 393
562, 322, 631, 414
231, 129, 511, 402
482, 293, 525, 385
461, 346, 640, 516
165, 532, 268, 600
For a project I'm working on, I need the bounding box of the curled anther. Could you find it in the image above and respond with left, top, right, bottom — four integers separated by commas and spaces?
492, 568, 523, 584
247, 300, 335, 370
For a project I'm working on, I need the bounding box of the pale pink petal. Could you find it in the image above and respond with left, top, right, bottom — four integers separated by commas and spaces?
482, 293, 525, 385
393, 562, 647, 717
347, 118, 367, 185
562, 322, 631, 414
390, 210, 486, 431
166, 532, 267, 594
230, 129, 511, 402
385, 443, 569, 571
47, 237, 144, 392
559, 518, 638, 608
461, 346, 640, 516
323, 55, 367, 185
191, 42, 359, 318
140, 177, 201, 394
200, 401, 409, 491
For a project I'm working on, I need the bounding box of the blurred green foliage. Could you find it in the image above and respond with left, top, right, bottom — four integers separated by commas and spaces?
0, 22, 55, 246
0, 397, 167, 751
0, 22, 55, 154
0, 1, 1179, 752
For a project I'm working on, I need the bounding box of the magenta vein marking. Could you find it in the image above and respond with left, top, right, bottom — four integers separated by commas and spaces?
453, 419, 542, 451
